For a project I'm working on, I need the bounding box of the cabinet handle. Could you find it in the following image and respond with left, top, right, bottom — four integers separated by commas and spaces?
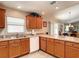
0, 46, 7, 48
11, 44, 19, 47
43, 39, 46, 40
55, 42, 64, 44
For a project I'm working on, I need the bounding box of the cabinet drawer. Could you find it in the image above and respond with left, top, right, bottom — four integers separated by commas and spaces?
9, 40, 14, 44
0, 41, 8, 46
0, 45, 8, 48
9, 39, 20, 44
65, 41, 74, 46
47, 38, 54, 42
54, 40, 64, 44
14, 39, 20, 43
21, 38, 29, 41
73, 43, 79, 48
41, 37, 47, 40
10, 43, 20, 47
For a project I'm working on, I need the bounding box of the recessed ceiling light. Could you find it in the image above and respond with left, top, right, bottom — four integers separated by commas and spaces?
17, 6, 21, 9
56, 7, 59, 9
42, 12, 45, 15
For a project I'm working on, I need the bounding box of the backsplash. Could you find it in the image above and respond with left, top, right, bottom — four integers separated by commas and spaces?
26, 27, 48, 35
0, 29, 6, 35
0, 29, 26, 38
0, 27, 48, 38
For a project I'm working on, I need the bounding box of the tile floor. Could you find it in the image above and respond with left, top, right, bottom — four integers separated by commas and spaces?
20, 50, 55, 58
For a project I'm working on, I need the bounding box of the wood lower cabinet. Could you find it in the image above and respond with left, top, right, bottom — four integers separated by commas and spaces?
65, 42, 79, 58
0, 38, 30, 58
0, 41, 9, 58
0, 8, 5, 28
1, 36, 79, 58
40, 37, 65, 57
65, 45, 79, 58
39, 36, 79, 58
40, 37, 47, 51
9, 39, 21, 58
54, 40, 65, 57
20, 38, 30, 55
47, 38, 54, 55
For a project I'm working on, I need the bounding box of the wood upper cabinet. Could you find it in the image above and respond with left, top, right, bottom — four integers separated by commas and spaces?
30, 16, 36, 29
40, 37, 47, 51
26, 15, 42, 29
9, 39, 21, 58
20, 38, 30, 55
47, 38, 54, 55
0, 8, 5, 28
54, 40, 65, 58
65, 42, 79, 58
36, 16, 42, 29
26, 16, 30, 29
26, 16, 36, 29
0, 41, 9, 58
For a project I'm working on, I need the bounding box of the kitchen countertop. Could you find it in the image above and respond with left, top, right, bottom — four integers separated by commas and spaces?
0, 35, 39, 41
0, 37, 29, 41
39, 34, 79, 43
0, 34, 79, 43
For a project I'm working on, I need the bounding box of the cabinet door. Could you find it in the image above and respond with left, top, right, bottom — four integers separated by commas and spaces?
47, 38, 54, 55
21, 38, 30, 55
26, 16, 30, 29
36, 17, 42, 29
9, 40, 21, 58
26, 16, 36, 29
40, 37, 47, 51
0, 8, 5, 28
65, 45, 79, 58
54, 40, 65, 57
0, 41, 8, 58
30, 16, 36, 29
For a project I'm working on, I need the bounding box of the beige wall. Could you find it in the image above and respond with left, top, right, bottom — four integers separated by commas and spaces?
6, 8, 27, 19
0, 5, 48, 35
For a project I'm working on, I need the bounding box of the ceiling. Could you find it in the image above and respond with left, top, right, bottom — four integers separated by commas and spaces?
0, 1, 79, 23
55, 4, 79, 23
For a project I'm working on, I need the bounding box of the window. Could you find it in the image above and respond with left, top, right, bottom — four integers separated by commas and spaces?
7, 17, 25, 33
53, 22, 59, 35
65, 25, 69, 32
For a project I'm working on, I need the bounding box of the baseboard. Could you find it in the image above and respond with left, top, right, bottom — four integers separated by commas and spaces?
40, 49, 59, 58
15, 52, 29, 58
29, 50, 40, 54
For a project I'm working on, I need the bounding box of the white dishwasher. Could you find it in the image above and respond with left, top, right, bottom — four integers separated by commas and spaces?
30, 36, 39, 53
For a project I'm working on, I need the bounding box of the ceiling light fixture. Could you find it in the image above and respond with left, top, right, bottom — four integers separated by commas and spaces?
17, 6, 21, 9
50, 1, 56, 5
56, 7, 59, 9
42, 12, 45, 15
